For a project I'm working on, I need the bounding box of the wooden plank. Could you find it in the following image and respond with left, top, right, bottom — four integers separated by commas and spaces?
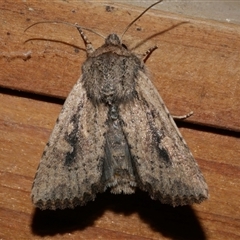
0, 1, 240, 131
0, 1, 240, 239
0, 92, 239, 240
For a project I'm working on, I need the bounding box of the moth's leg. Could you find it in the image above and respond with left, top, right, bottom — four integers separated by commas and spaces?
172, 111, 193, 120
75, 24, 95, 55
142, 46, 158, 63
142, 45, 193, 121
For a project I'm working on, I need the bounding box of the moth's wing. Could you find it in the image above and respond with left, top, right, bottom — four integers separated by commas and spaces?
119, 71, 208, 206
31, 77, 108, 210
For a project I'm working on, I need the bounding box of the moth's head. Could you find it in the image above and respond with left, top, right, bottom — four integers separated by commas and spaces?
105, 34, 121, 46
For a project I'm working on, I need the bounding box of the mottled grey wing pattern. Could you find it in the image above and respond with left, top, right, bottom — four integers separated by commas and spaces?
31, 77, 108, 210
119, 71, 208, 206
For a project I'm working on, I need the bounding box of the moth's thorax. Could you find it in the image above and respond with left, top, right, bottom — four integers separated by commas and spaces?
82, 35, 144, 105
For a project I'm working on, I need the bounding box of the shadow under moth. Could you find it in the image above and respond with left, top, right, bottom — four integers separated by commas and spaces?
30, 0, 208, 210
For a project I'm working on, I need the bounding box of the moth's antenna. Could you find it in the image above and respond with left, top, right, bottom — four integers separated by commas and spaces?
121, 0, 163, 40
25, 21, 106, 40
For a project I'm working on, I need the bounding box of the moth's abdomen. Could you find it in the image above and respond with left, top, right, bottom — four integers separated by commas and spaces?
103, 105, 137, 194
82, 52, 142, 105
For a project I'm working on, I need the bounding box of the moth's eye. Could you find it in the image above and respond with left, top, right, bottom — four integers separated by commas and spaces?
122, 44, 128, 50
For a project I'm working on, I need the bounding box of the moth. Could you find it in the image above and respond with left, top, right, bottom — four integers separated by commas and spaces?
30, 0, 208, 210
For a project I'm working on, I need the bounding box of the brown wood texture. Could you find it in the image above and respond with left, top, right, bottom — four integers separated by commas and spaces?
0, 1, 240, 239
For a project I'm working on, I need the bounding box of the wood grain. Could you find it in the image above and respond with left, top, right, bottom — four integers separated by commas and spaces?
0, 1, 239, 239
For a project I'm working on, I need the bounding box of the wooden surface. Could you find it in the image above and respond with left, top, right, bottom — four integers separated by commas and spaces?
0, 1, 240, 239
